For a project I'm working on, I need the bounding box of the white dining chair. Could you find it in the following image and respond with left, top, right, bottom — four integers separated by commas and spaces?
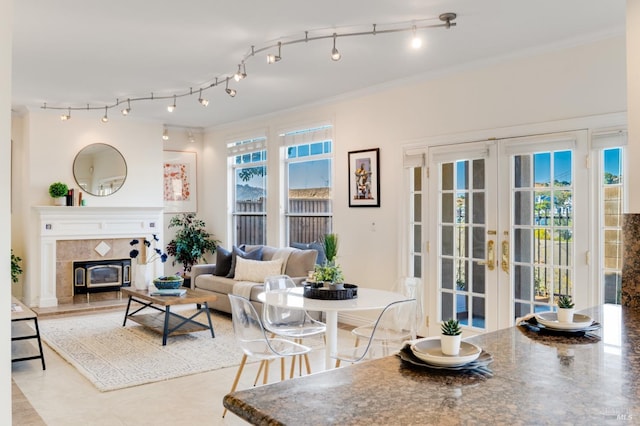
333, 299, 417, 367
262, 274, 326, 377
223, 294, 311, 418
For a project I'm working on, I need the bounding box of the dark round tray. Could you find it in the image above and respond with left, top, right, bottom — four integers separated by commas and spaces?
303, 283, 358, 300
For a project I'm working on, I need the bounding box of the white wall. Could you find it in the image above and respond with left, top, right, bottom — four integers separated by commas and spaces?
627, 0, 640, 213
2, 0, 12, 421
203, 35, 627, 293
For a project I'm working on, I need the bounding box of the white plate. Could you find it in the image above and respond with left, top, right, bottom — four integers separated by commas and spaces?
535, 311, 593, 331
410, 337, 481, 367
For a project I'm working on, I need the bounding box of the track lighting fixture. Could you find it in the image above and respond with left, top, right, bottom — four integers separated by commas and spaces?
121, 99, 131, 115
267, 42, 282, 64
101, 106, 109, 123
60, 107, 71, 121
234, 62, 247, 82
162, 128, 169, 141
198, 89, 209, 106
411, 26, 422, 49
187, 130, 195, 143
225, 78, 237, 97
41, 13, 457, 120
167, 95, 176, 112
331, 33, 341, 61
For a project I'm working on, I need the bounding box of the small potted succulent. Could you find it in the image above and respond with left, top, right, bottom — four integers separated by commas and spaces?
441, 318, 462, 356
557, 295, 575, 323
48, 182, 69, 206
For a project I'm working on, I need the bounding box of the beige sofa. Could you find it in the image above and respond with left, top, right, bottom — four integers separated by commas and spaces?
190, 244, 318, 315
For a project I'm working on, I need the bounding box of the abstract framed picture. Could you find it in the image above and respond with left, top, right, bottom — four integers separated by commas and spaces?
348, 148, 380, 207
163, 150, 197, 213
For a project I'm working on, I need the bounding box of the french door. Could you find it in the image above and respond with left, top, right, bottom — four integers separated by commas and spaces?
427, 131, 589, 334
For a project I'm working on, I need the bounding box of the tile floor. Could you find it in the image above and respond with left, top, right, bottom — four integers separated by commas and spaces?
11, 302, 356, 426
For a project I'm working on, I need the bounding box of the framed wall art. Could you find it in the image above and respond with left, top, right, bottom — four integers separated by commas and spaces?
163, 150, 197, 213
348, 148, 380, 207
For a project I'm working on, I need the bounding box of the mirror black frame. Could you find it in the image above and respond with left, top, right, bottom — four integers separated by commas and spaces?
73, 143, 127, 196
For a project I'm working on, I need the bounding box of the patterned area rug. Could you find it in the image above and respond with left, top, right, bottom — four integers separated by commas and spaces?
39, 308, 245, 392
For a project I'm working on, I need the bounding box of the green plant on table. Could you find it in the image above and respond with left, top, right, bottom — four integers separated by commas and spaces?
322, 233, 339, 262
313, 261, 344, 284
441, 318, 462, 336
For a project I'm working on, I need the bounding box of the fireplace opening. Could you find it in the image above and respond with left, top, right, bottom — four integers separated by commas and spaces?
73, 259, 131, 294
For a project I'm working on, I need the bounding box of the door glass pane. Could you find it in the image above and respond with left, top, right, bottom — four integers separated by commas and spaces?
513, 228, 532, 263
413, 194, 422, 221
413, 224, 422, 253
472, 193, 485, 224
514, 155, 531, 188
472, 261, 485, 294
441, 258, 453, 290
442, 193, 454, 223
471, 297, 485, 328
442, 292, 454, 321
442, 225, 454, 256
473, 159, 485, 189
442, 163, 454, 191
413, 167, 422, 191
514, 190, 532, 226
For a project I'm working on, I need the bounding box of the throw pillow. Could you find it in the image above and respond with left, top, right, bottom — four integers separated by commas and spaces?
233, 257, 284, 283
226, 245, 263, 278
213, 245, 232, 276
291, 241, 326, 265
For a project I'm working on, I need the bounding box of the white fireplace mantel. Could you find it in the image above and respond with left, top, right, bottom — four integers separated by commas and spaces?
31, 206, 164, 307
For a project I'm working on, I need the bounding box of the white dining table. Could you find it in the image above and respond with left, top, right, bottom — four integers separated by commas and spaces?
257, 286, 409, 369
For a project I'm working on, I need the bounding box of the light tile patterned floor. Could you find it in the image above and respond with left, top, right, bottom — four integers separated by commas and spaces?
12, 306, 356, 425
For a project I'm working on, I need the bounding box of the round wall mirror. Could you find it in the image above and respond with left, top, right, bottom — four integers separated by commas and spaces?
73, 143, 127, 196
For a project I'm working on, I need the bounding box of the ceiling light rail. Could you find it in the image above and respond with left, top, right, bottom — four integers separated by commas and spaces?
41, 13, 456, 122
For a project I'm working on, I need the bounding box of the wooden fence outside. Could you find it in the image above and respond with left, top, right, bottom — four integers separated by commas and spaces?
234, 198, 331, 245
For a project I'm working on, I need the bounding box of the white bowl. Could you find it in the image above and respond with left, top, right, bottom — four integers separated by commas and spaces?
535, 312, 593, 331
410, 337, 481, 367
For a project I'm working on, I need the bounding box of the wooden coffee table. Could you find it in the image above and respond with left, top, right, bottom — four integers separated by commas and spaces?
121, 287, 218, 345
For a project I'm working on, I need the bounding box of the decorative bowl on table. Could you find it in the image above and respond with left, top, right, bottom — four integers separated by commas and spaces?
152, 275, 184, 289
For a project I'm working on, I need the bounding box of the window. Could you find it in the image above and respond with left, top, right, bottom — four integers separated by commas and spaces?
228, 137, 267, 245
282, 125, 333, 245
592, 131, 626, 305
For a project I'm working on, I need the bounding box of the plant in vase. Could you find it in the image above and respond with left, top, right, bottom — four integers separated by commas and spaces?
557, 295, 575, 323
313, 261, 344, 290
48, 182, 68, 206
130, 234, 168, 290
166, 213, 219, 278
441, 318, 462, 356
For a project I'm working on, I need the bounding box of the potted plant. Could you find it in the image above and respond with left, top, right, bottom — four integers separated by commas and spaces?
11, 249, 23, 284
557, 295, 575, 323
166, 213, 220, 277
322, 233, 339, 262
313, 261, 344, 290
48, 182, 68, 206
130, 234, 168, 290
441, 318, 462, 356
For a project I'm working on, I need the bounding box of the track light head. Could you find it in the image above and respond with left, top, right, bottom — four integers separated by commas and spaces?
331, 33, 341, 61
167, 95, 176, 112
198, 89, 209, 106
121, 99, 131, 115
234, 63, 247, 82
267, 42, 282, 64
411, 26, 422, 49
225, 78, 237, 97
60, 107, 71, 121
101, 106, 109, 123
162, 128, 169, 141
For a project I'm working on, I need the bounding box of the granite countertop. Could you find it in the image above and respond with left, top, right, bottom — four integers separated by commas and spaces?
223, 305, 638, 425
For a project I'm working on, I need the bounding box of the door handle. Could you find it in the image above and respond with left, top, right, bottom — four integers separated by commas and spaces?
501, 239, 509, 274
478, 240, 495, 270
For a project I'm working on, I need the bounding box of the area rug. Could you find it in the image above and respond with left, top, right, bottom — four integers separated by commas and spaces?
39, 309, 246, 392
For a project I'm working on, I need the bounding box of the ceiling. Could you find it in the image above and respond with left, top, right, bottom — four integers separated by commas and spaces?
11, 1, 626, 130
